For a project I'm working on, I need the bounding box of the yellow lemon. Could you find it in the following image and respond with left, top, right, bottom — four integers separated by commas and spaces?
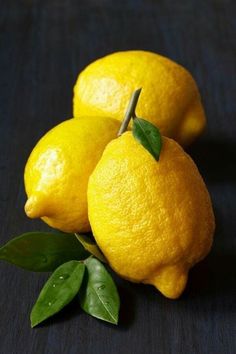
24, 117, 120, 233
73, 50, 206, 146
88, 132, 215, 299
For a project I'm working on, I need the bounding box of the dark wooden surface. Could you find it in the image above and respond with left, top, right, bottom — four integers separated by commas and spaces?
0, 1, 235, 353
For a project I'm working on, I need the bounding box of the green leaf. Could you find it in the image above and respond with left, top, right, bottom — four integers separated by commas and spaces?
79, 257, 120, 325
31, 260, 85, 327
75, 233, 107, 263
0, 232, 89, 272
132, 117, 162, 160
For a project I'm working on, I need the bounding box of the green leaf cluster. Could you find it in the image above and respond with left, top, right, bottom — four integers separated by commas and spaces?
0, 232, 119, 327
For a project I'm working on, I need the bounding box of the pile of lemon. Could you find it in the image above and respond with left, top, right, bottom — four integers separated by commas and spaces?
24, 51, 215, 299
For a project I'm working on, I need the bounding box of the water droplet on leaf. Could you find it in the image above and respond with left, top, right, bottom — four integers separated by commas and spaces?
59, 273, 69, 280
98, 284, 105, 290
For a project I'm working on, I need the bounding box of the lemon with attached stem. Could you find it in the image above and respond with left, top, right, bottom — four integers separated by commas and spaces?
24, 116, 120, 233
73, 50, 206, 146
87, 89, 215, 299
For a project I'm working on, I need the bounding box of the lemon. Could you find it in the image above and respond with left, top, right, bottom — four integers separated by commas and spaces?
24, 117, 120, 233
88, 132, 215, 299
73, 50, 206, 146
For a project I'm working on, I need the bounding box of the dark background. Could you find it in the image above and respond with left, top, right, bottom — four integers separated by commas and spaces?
0, 1, 235, 353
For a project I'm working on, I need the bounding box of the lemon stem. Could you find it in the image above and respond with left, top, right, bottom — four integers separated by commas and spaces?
117, 88, 142, 136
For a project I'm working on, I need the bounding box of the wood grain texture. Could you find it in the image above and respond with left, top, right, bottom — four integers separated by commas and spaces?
0, 0, 235, 353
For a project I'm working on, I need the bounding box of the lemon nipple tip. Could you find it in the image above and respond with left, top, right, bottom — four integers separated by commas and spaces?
25, 194, 47, 219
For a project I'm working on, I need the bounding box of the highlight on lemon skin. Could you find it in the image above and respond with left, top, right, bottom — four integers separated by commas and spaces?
24, 116, 121, 233
73, 50, 207, 146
